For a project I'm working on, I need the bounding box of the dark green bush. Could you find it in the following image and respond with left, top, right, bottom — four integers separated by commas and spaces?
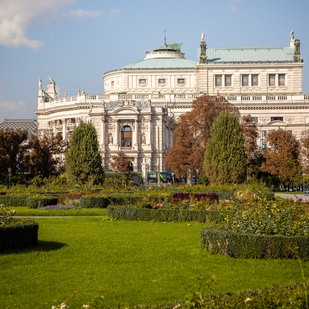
0, 195, 30, 206
80, 195, 141, 208
27, 197, 59, 209
107, 206, 233, 223
200, 225, 309, 259
0, 221, 39, 251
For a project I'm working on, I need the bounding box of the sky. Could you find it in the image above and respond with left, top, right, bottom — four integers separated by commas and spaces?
0, 0, 309, 123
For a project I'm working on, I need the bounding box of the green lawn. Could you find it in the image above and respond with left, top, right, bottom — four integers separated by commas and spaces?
13, 206, 107, 217
1, 218, 308, 308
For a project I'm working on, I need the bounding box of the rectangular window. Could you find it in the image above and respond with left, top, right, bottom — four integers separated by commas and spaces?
262, 142, 267, 149
139, 79, 146, 85
271, 117, 283, 121
252, 74, 259, 86
242, 75, 249, 86
215, 75, 222, 87
262, 130, 267, 137
111, 81, 114, 87
278, 74, 285, 86
225, 75, 232, 86
269, 74, 276, 86
177, 78, 185, 84
158, 79, 166, 84
253, 117, 258, 123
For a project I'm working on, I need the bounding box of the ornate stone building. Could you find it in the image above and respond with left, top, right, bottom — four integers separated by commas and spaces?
35, 30, 308, 172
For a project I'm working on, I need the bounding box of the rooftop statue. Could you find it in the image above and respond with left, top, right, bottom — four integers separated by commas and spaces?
201, 31, 205, 42
290, 29, 294, 40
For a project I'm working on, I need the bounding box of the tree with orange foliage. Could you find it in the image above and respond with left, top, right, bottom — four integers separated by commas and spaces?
165, 95, 239, 179
260, 129, 302, 186
27, 132, 68, 178
110, 151, 132, 175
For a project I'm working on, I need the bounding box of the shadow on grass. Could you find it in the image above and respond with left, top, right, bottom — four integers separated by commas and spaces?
1, 240, 67, 255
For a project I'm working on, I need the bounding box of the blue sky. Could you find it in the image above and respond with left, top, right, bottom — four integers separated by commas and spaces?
0, 0, 308, 122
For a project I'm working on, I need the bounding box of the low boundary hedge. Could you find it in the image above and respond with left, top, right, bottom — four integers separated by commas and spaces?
200, 225, 309, 259
0, 221, 39, 251
107, 206, 233, 223
0, 195, 30, 206
80, 195, 141, 208
27, 197, 59, 209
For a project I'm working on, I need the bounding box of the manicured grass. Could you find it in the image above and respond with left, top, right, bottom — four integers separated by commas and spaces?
1, 218, 308, 308
13, 206, 107, 216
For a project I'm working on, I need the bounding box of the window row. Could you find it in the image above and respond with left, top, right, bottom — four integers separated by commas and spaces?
139, 78, 186, 85
214, 74, 286, 87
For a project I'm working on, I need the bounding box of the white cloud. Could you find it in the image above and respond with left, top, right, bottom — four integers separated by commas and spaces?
0, 0, 103, 50
108, 9, 121, 21
229, 5, 239, 13
0, 100, 27, 111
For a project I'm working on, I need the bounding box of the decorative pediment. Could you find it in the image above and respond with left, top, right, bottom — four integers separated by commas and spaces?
268, 120, 287, 126
112, 100, 138, 114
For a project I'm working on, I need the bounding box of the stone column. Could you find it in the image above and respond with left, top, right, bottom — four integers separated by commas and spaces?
134, 119, 138, 148
62, 119, 66, 140
53, 121, 56, 135
101, 117, 105, 150
147, 117, 152, 145
115, 120, 119, 146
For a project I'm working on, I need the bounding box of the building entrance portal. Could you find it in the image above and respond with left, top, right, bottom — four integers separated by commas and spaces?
121, 126, 132, 147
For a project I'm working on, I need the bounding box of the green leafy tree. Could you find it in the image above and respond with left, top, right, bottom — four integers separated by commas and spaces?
65, 121, 104, 185
204, 111, 247, 184
0, 128, 28, 178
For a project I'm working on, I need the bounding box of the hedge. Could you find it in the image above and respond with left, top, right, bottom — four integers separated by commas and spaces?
27, 197, 59, 209
0, 195, 30, 206
0, 221, 39, 251
107, 206, 233, 223
80, 195, 141, 208
200, 225, 309, 259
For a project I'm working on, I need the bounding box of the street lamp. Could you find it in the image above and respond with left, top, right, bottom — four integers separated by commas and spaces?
8, 167, 11, 189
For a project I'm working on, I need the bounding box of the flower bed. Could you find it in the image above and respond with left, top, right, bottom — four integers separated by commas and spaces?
40, 205, 81, 210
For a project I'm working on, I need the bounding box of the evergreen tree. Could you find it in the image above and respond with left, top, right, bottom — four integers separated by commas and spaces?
204, 111, 247, 184
65, 121, 104, 185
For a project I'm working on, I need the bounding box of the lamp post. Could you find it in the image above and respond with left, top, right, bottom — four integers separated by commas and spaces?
8, 167, 11, 189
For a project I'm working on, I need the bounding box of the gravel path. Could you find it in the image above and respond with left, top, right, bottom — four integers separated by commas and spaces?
275, 193, 309, 201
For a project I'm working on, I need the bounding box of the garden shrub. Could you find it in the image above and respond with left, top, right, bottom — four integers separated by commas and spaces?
80, 195, 141, 208
172, 192, 219, 203
200, 225, 309, 259
107, 206, 232, 223
0, 194, 30, 206
0, 221, 39, 251
27, 196, 59, 209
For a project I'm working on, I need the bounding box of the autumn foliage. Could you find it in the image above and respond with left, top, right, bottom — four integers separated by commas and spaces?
110, 151, 132, 175
165, 95, 239, 177
260, 129, 302, 182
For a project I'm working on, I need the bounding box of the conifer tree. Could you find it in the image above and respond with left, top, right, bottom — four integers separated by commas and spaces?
204, 111, 247, 184
65, 121, 104, 185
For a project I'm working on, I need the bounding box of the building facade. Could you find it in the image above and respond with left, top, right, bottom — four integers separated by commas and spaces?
35, 31, 308, 172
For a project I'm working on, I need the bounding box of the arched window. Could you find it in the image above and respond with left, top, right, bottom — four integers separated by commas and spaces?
121, 126, 132, 147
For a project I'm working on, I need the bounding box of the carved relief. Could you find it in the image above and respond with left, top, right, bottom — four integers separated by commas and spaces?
260, 118, 270, 124
119, 120, 135, 130
285, 117, 294, 124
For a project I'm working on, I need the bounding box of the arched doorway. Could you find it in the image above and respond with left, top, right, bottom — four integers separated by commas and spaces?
121, 126, 132, 147
128, 161, 133, 171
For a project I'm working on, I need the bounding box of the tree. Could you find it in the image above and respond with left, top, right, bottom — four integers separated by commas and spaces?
300, 130, 309, 174
204, 111, 247, 184
110, 151, 131, 175
240, 114, 259, 176
260, 129, 302, 187
165, 95, 239, 179
27, 132, 68, 178
0, 128, 28, 178
65, 121, 104, 185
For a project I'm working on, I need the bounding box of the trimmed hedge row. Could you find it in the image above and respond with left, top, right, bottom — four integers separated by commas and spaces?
27, 197, 59, 209
0, 195, 30, 206
200, 225, 309, 259
0, 221, 39, 251
81, 195, 143, 208
107, 206, 233, 223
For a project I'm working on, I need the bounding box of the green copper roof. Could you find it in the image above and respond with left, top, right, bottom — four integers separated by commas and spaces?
120, 58, 197, 69
197, 46, 298, 63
